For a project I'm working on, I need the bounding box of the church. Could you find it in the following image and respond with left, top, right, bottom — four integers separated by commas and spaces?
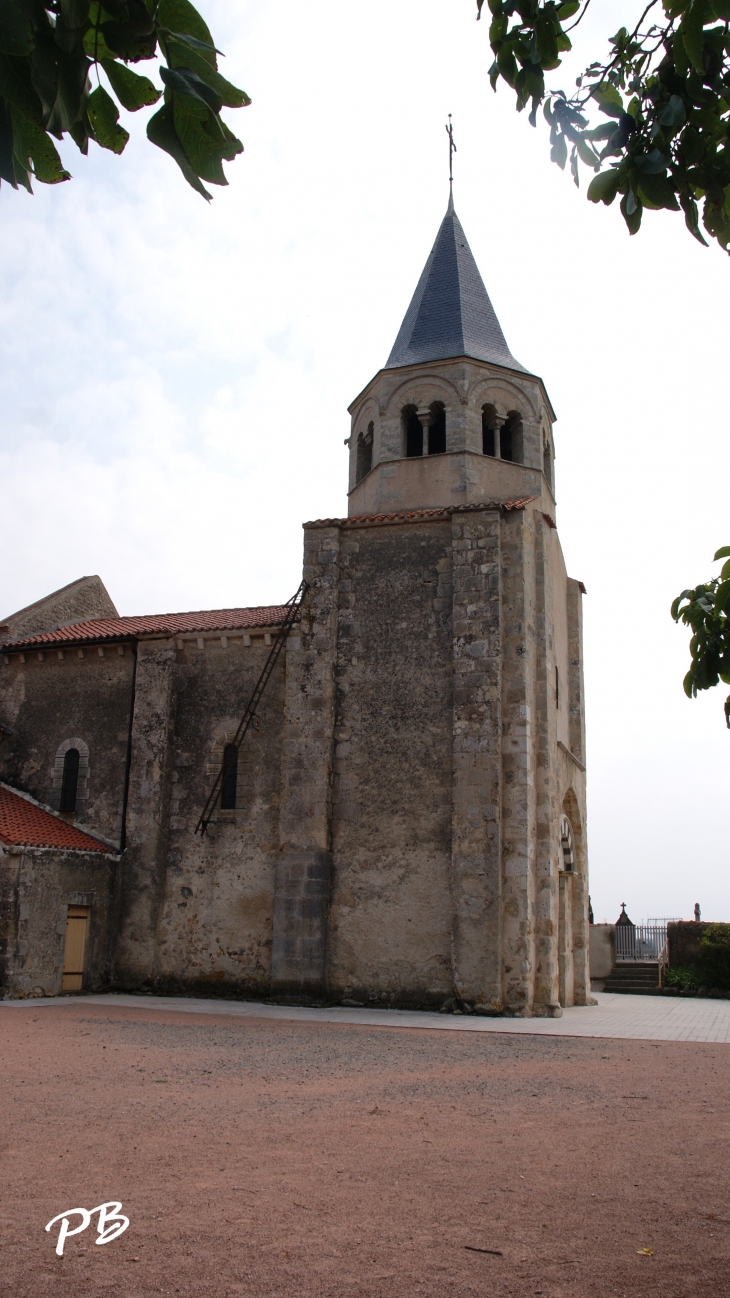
0, 195, 590, 1016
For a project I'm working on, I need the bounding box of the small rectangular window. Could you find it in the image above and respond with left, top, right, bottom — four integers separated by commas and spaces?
221, 743, 238, 810
555, 666, 560, 709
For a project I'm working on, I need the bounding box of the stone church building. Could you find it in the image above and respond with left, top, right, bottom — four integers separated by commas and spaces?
0, 197, 590, 1015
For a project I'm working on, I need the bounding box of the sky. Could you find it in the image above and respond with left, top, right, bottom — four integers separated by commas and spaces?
1, 0, 728, 927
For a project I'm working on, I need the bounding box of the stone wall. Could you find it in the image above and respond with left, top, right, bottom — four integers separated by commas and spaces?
0, 507, 588, 1014
327, 517, 454, 1008
0, 845, 117, 998
589, 924, 614, 980
114, 633, 287, 998
0, 647, 135, 846
1, 575, 118, 642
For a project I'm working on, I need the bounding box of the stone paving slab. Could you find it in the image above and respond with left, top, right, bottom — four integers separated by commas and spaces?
3, 989, 730, 1043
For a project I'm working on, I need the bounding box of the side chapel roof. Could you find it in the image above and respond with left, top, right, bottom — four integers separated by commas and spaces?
0, 784, 111, 853
385, 193, 526, 374
1, 605, 293, 652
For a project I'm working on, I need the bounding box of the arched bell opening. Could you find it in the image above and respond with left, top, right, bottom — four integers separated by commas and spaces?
427, 402, 446, 455
356, 421, 374, 482
402, 404, 423, 458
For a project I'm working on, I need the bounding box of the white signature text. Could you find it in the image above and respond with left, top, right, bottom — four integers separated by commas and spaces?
45, 1202, 130, 1256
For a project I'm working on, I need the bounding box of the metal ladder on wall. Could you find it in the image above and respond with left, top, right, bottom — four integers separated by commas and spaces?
195, 579, 309, 836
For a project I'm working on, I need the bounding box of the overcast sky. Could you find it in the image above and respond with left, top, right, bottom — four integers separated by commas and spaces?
1, 0, 727, 926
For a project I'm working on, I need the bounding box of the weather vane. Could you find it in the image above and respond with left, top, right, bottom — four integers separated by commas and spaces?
446, 114, 457, 193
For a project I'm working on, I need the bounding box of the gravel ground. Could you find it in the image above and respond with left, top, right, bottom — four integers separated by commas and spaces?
1, 1001, 728, 1298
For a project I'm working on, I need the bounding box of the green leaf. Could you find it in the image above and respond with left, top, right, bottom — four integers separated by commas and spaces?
0, 52, 42, 122
489, 12, 508, 41
100, 17, 157, 62
715, 579, 730, 613
663, 0, 688, 15
166, 36, 249, 107
709, 0, 730, 17
591, 83, 624, 119
101, 58, 161, 110
159, 64, 221, 112
0, 93, 19, 184
173, 91, 242, 181
87, 84, 129, 153
636, 171, 679, 209
147, 97, 212, 199
679, 189, 708, 245
550, 129, 567, 169
556, 0, 580, 17
157, 0, 215, 66
535, 15, 559, 64
59, 0, 90, 29
161, 29, 220, 55
173, 91, 225, 182
713, 546, 730, 561
575, 135, 598, 168
82, 26, 118, 60
47, 49, 91, 139
496, 41, 518, 87
12, 108, 70, 182
620, 188, 643, 234
587, 167, 620, 204
658, 95, 686, 128
680, 0, 706, 75
0, 0, 33, 56
636, 148, 667, 174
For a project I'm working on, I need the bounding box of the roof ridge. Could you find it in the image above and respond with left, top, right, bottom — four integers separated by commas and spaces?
305, 498, 536, 529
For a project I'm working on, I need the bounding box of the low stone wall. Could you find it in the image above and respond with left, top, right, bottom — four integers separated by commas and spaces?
589, 924, 614, 980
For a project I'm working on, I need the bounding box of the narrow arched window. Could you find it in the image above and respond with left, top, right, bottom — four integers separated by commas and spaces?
501, 411, 523, 463
356, 422, 373, 482
428, 402, 446, 455
221, 743, 238, 810
403, 405, 423, 458
59, 748, 80, 813
482, 404, 497, 456
543, 437, 553, 488
559, 814, 575, 872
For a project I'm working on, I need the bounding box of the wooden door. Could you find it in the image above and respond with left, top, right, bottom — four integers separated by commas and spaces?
61, 906, 89, 992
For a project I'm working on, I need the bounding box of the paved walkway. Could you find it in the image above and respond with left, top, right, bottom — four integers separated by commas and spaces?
3, 989, 730, 1043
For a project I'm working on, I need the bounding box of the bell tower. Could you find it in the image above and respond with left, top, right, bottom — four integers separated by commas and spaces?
272, 194, 590, 1018
347, 193, 556, 520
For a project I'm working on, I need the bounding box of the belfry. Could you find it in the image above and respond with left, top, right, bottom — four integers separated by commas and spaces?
1, 195, 590, 1015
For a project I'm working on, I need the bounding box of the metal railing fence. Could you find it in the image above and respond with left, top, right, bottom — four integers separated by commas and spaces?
615, 923, 668, 962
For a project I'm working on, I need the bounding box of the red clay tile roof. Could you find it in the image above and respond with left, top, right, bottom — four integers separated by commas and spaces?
0, 785, 111, 853
305, 499, 536, 528
2, 605, 292, 651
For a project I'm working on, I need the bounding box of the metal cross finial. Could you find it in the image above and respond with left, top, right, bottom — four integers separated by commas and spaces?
446, 114, 457, 192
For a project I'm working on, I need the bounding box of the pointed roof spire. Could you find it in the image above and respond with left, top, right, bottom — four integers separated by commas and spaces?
385, 200, 526, 374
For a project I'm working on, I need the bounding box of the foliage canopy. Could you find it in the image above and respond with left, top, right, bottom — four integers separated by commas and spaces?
699, 922, 730, 987
0, 0, 249, 199
671, 546, 730, 727
477, 0, 730, 251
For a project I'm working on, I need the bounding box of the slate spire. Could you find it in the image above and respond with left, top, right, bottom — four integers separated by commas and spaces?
385, 195, 525, 373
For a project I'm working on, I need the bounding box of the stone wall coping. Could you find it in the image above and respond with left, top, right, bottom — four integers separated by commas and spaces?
304, 498, 536, 531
